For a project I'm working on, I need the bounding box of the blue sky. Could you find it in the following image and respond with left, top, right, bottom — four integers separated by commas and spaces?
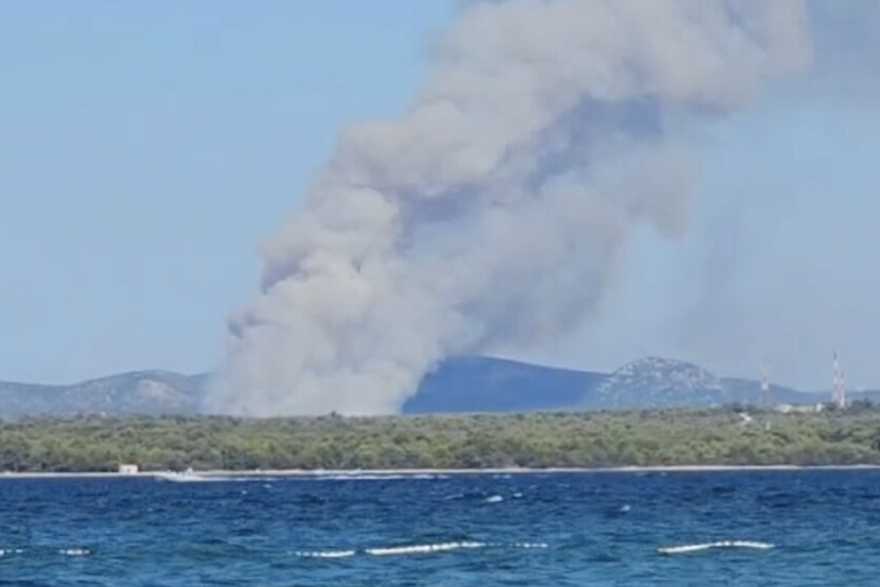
2, 1, 879, 390
0, 1, 454, 383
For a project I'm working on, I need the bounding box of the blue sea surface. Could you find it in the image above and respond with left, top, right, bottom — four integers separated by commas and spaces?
1, 470, 879, 585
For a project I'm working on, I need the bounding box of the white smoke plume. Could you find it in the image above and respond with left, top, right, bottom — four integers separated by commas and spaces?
205, 0, 812, 416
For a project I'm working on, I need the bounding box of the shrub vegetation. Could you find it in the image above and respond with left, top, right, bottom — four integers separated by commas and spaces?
2, 404, 880, 472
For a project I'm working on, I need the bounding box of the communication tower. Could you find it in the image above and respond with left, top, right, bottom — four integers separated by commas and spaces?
760, 363, 770, 407
832, 350, 847, 409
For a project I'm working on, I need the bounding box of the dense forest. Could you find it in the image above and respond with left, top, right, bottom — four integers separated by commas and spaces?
2, 404, 880, 473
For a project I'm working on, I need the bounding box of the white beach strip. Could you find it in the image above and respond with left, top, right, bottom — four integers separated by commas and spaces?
2, 464, 879, 480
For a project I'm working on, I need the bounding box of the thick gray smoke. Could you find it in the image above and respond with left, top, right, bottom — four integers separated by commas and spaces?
205, 0, 812, 416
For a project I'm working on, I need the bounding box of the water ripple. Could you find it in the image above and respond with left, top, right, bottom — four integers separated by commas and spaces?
0, 470, 879, 585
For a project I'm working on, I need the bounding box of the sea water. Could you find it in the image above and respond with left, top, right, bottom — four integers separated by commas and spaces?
1, 470, 879, 586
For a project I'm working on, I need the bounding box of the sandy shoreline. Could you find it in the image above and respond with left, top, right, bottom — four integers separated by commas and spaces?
2, 464, 880, 480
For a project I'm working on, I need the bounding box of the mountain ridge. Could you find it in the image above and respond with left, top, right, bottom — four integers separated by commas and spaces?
0, 356, 869, 419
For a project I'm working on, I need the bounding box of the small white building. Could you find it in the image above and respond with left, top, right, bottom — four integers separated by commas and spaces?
774, 403, 824, 415
118, 464, 139, 475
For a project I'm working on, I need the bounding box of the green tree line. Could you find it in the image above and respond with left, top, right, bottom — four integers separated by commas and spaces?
1, 405, 880, 472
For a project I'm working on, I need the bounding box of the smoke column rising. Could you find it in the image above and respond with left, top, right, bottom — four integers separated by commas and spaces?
205, 0, 812, 416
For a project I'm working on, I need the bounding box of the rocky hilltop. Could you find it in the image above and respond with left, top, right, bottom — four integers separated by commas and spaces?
593, 357, 727, 408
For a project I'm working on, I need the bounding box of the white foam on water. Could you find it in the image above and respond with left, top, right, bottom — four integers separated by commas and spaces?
295, 550, 357, 559
60, 548, 91, 557
312, 474, 450, 481
485, 495, 504, 503
657, 540, 775, 555
365, 541, 487, 556
293, 540, 550, 559
513, 542, 549, 549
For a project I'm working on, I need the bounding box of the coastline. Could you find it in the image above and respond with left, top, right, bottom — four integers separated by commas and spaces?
3, 463, 880, 480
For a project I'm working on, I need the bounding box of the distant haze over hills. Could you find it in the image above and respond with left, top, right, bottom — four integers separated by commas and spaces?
0, 357, 875, 419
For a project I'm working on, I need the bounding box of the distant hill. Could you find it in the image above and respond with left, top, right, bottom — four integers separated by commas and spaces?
719, 376, 814, 406
402, 356, 604, 414
591, 357, 727, 409
0, 371, 206, 418
0, 356, 861, 419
